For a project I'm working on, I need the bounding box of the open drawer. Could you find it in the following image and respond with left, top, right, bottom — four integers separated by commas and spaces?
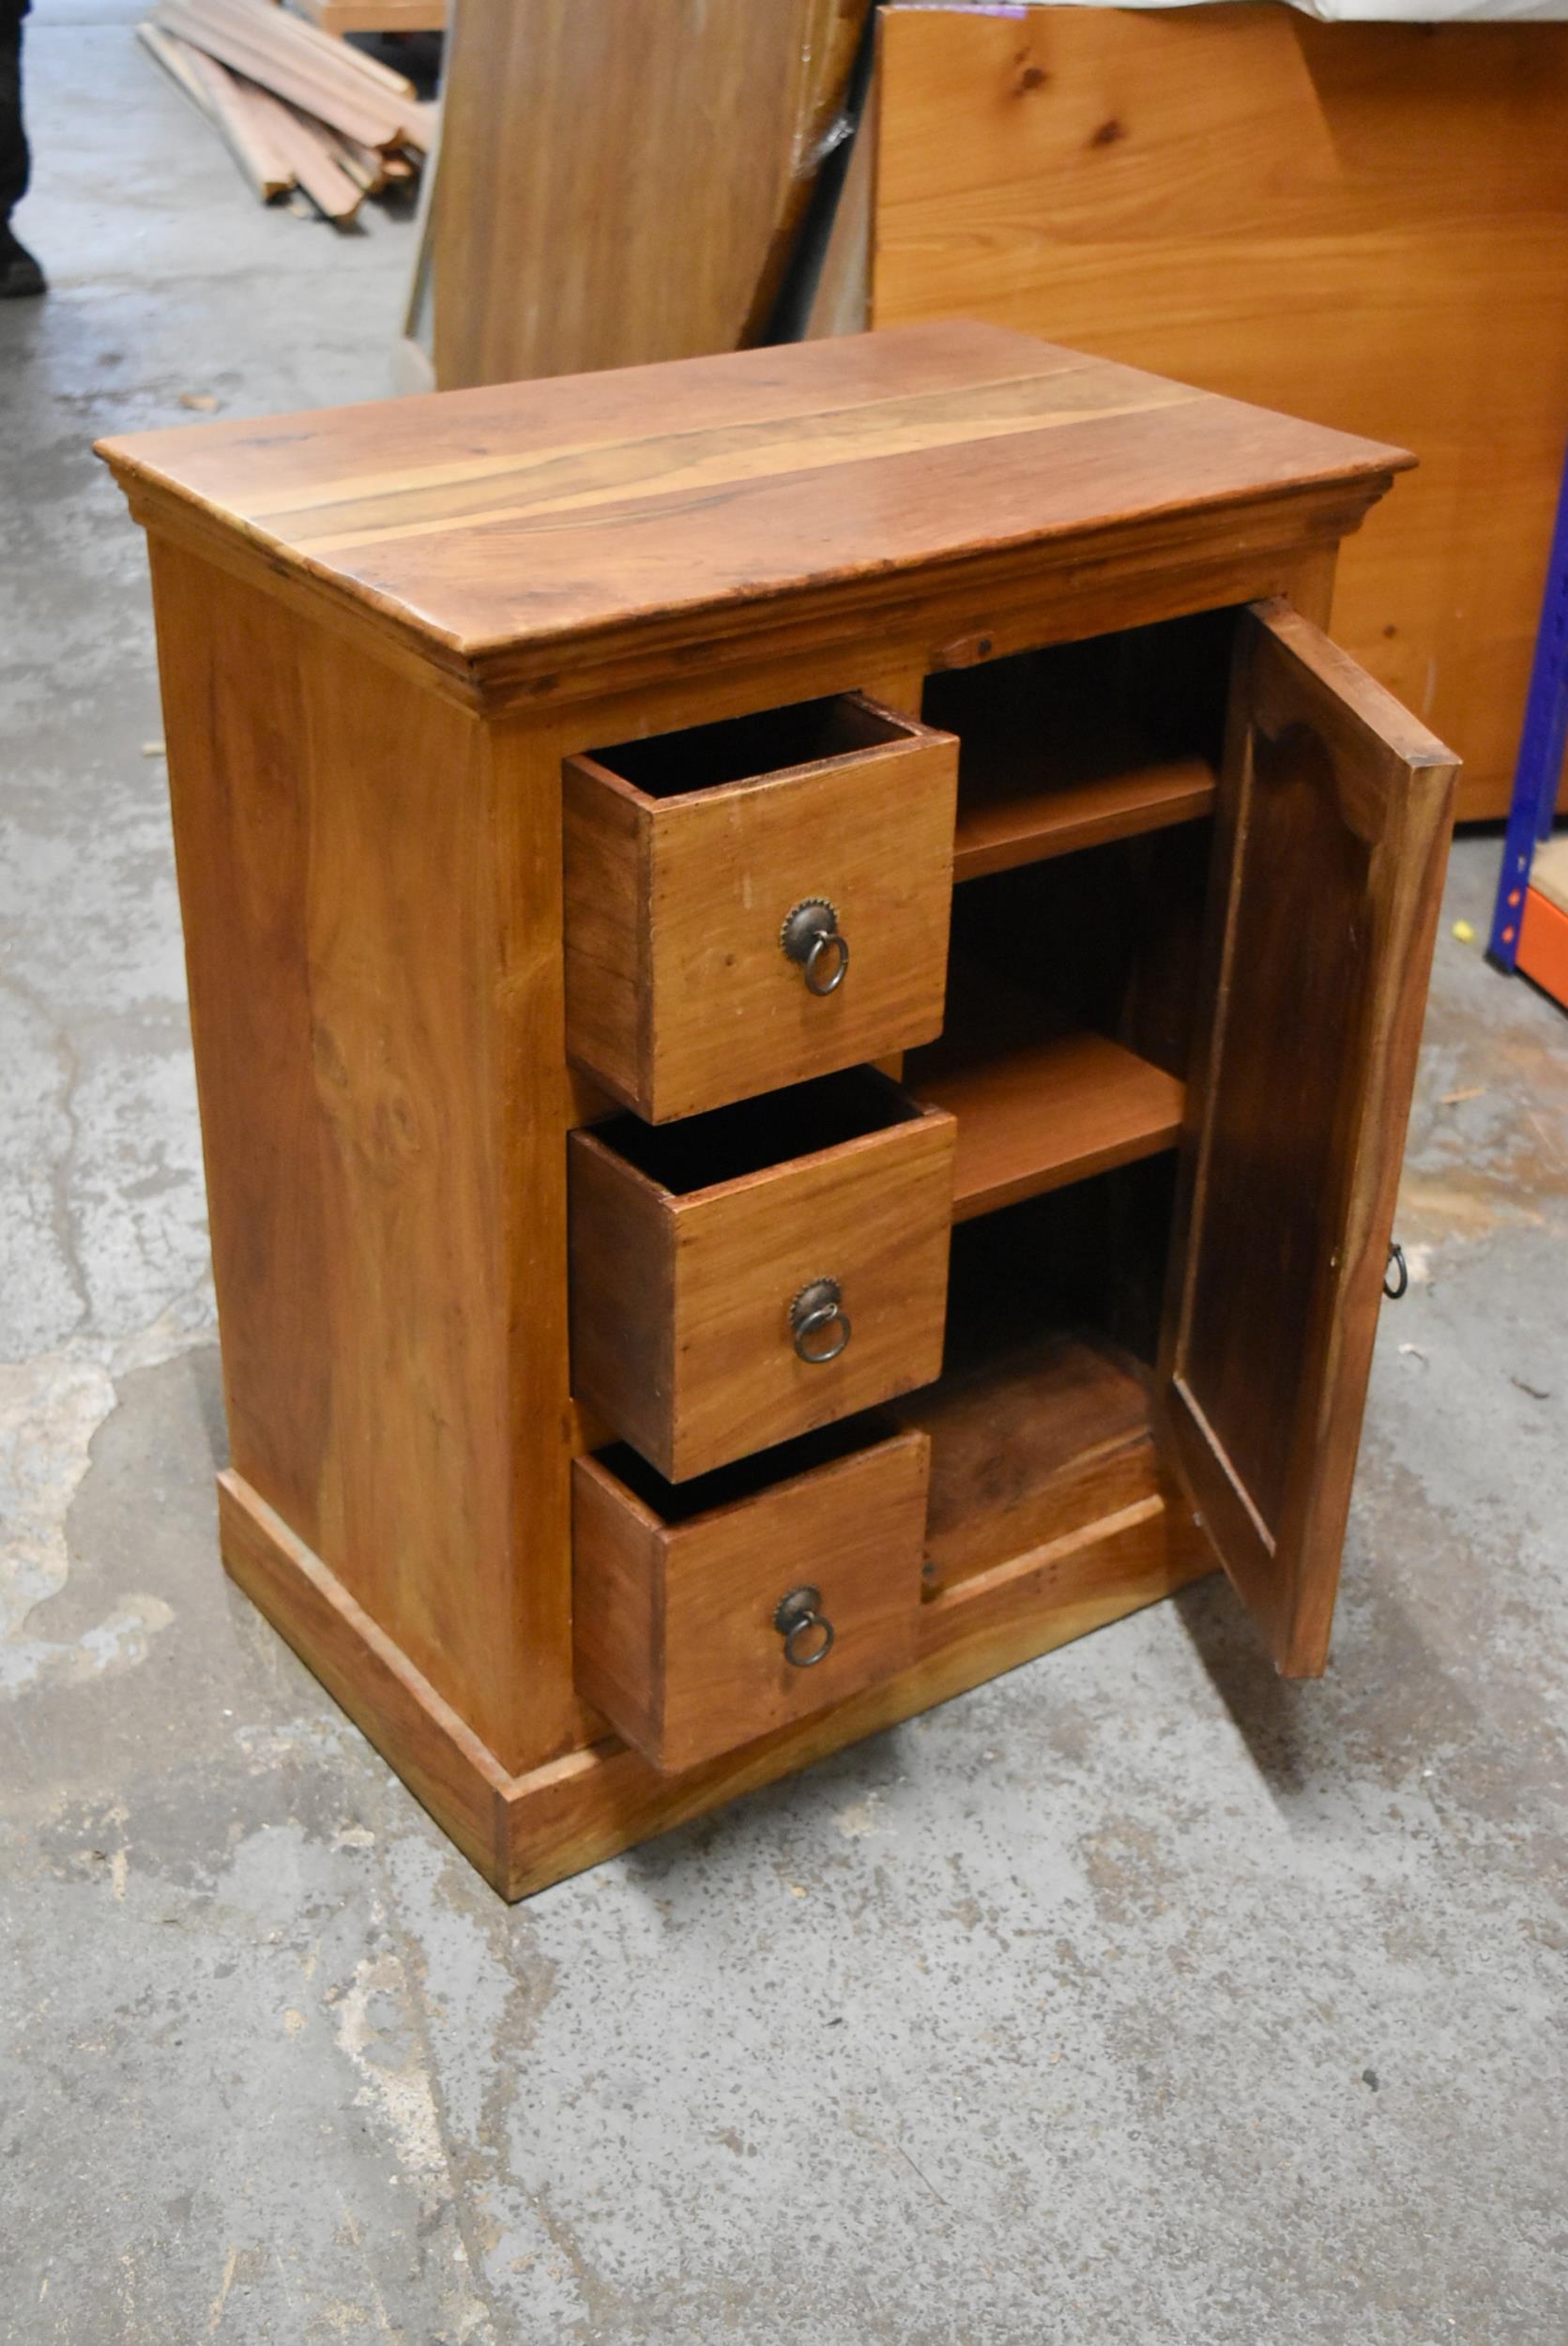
563, 692, 957, 1121
569, 1066, 955, 1483
573, 1416, 929, 1773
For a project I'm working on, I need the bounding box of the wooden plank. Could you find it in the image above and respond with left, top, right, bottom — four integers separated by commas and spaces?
804, 35, 875, 342
96, 322, 1408, 699
432, 0, 872, 390
151, 0, 406, 145
202, 0, 419, 106
272, 0, 422, 92
254, 88, 367, 221
167, 37, 294, 200
869, 0, 1568, 819
323, 127, 389, 197
136, 20, 224, 119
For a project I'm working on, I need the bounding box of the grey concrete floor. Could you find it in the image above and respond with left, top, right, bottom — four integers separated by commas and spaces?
3, 12, 1567, 2343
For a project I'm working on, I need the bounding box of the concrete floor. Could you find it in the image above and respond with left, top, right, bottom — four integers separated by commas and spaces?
3, 10, 1567, 2342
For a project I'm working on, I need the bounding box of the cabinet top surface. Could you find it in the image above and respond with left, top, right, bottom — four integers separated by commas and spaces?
99, 322, 1408, 681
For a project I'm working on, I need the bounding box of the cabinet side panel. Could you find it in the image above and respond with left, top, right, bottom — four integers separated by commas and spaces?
149, 541, 548, 1765
150, 537, 333, 1549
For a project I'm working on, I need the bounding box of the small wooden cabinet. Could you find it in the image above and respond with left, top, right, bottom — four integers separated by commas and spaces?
99, 325, 1456, 1899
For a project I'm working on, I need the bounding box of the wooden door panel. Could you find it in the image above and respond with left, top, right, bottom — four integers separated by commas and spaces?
1162, 600, 1456, 1674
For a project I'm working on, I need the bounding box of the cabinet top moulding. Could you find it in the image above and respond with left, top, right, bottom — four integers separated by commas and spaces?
95, 322, 1410, 719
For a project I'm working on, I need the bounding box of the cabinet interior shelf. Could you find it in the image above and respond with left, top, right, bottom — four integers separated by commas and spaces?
952, 729, 1218, 881
906, 964, 1186, 1222
925, 622, 1226, 882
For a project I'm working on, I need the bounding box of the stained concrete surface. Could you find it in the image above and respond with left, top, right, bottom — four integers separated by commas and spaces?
2, 11, 1566, 2341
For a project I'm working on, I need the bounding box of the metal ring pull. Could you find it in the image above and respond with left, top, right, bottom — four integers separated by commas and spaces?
781, 897, 849, 997
804, 927, 850, 996
1384, 1242, 1408, 1302
790, 1276, 851, 1364
774, 1586, 835, 1668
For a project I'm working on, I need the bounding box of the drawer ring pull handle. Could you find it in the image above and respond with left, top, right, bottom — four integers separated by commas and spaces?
1384, 1242, 1408, 1302
790, 1276, 851, 1364
781, 897, 849, 996
774, 1586, 835, 1668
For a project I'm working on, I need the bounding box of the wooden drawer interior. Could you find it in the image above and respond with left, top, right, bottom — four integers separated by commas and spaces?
563, 690, 957, 1122
569, 1067, 955, 1483
585, 692, 920, 796
573, 1414, 929, 1773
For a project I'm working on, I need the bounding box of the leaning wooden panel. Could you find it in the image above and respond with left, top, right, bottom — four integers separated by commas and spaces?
869, 0, 1568, 817
433, 0, 871, 390
1159, 600, 1455, 1676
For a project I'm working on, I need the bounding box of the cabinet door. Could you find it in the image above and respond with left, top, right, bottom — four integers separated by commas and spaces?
1160, 600, 1456, 1675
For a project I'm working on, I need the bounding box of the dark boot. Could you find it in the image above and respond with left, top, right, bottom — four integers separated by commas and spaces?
0, 3, 42, 298
0, 219, 42, 297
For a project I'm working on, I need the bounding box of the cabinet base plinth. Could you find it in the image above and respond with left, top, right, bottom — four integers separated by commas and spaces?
218, 1468, 1212, 1901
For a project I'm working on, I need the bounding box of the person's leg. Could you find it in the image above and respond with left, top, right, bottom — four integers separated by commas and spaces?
1, 1, 46, 297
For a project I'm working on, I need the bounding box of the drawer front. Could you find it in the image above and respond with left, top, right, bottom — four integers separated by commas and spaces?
569, 1088, 955, 1483
573, 1424, 930, 1773
564, 694, 957, 1122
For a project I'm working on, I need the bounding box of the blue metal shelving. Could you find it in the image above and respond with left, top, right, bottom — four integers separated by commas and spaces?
1488, 446, 1568, 968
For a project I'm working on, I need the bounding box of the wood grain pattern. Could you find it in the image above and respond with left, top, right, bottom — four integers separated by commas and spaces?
573, 1427, 927, 1772
219, 1465, 1210, 1899
1161, 600, 1455, 1675
868, 1, 1568, 818
97, 324, 1407, 713
569, 1079, 955, 1481
149, 541, 582, 1775
564, 694, 955, 1120
432, 0, 871, 391
890, 1334, 1155, 1595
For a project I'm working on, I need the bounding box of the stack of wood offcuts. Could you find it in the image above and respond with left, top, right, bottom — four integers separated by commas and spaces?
138, 0, 433, 225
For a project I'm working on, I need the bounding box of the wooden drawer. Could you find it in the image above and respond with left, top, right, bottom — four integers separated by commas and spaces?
573, 1418, 930, 1773
569, 1067, 955, 1483
563, 692, 957, 1121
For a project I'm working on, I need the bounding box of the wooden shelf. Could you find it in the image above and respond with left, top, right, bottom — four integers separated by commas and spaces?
951, 711, 1217, 882
906, 964, 1186, 1221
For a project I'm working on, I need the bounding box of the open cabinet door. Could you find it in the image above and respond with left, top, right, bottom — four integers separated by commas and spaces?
1160, 600, 1456, 1676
